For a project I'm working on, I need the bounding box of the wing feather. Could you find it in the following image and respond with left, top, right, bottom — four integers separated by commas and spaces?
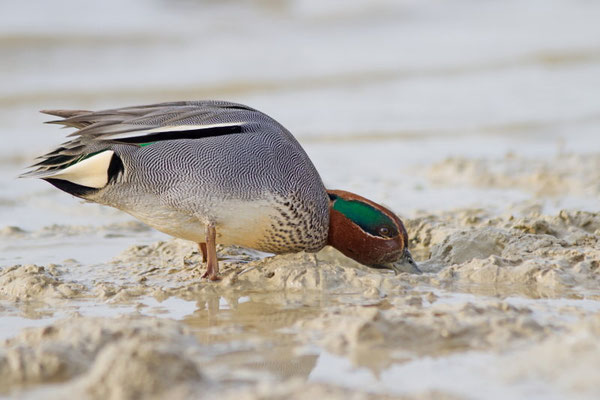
21, 100, 268, 178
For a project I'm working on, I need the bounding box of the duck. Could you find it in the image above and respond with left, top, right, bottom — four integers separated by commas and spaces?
21, 101, 419, 280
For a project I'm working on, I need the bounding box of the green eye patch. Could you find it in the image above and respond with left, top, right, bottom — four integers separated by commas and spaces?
331, 196, 398, 237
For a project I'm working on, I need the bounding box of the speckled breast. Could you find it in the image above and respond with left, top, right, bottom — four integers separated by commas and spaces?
253, 190, 330, 254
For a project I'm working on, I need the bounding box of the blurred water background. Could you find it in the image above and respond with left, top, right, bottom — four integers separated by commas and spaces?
3, 0, 600, 232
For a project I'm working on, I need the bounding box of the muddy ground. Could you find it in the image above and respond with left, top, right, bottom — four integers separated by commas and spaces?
2, 159, 600, 399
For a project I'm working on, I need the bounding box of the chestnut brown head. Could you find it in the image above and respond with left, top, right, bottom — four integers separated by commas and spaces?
326, 189, 419, 274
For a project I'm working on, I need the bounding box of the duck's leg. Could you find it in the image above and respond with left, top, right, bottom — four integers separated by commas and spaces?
201, 224, 220, 281
198, 243, 208, 263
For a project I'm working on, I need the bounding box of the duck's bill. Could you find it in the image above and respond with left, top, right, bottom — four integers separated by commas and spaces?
373, 250, 421, 275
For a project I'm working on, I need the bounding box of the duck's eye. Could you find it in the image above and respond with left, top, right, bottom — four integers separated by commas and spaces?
379, 226, 391, 237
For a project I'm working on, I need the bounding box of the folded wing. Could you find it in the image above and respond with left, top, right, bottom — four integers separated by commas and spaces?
20, 100, 269, 180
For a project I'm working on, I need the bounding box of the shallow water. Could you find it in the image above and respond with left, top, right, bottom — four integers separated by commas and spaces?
2, 1, 600, 399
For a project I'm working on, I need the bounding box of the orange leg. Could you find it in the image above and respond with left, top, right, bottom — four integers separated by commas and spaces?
201, 225, 220, 281
198, 242, 208, 263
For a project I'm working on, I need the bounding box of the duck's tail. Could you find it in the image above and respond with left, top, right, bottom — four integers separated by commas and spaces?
19, 110, 123, 197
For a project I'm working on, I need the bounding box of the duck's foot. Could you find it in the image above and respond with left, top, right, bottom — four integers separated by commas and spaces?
198, 242, 208, 263
199, 225, 220, 281
201, 270, 221, 281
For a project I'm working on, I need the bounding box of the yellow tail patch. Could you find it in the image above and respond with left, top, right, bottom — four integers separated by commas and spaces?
48, 150, 115, 188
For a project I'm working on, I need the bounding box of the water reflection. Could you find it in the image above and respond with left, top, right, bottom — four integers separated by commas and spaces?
178, 291, 324, 381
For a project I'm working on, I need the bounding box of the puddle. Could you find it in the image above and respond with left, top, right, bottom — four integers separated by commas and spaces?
309, 350, 574, 400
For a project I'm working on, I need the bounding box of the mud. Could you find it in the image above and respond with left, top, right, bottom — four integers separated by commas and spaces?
1, 205, 599, 399
427, 153, 600, 197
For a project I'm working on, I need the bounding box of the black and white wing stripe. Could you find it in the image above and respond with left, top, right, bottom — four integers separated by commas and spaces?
20, 100, 277, 180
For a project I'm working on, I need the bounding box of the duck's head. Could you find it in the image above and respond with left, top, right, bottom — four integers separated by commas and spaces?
326, 189, 420, 275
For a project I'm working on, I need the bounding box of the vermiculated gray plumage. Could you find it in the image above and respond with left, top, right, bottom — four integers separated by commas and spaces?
22, 101, 330, 253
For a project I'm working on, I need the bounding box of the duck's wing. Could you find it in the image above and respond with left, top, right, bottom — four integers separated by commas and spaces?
21, 101, 280, 179
42, 100, 265, 142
